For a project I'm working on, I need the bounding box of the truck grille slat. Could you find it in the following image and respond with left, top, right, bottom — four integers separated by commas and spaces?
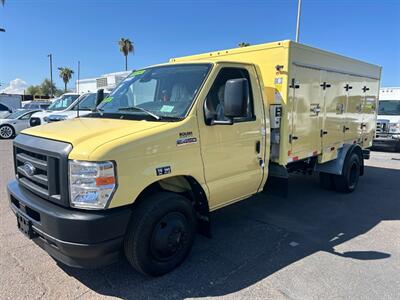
16, 153, 47, 170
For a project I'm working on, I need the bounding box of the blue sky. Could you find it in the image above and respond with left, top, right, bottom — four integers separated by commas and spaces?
0, 0, 399, 91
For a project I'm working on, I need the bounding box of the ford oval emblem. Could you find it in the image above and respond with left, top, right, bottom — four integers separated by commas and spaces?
23, 162, 36, 177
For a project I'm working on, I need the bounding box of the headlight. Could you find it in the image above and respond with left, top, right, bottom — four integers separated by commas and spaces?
69, 160, 117, 209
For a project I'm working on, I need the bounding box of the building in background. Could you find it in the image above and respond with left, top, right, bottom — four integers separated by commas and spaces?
379, 87, 400, 100
76, 70, 132, 94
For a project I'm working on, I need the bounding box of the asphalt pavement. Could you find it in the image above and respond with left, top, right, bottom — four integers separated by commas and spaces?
1, 139, 399, 299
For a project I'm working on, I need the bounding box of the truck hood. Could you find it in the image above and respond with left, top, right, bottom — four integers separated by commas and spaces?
377, 115, 400, 123
21, 117, 168, 159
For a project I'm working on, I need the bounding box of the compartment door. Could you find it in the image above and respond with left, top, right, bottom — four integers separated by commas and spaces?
320, 71, 347, 150
289, 65, 323, 159
361, 78, 379, 147
344, 75, 364, 143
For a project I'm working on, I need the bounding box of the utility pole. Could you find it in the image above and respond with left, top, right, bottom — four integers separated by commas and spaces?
77, 60, 80, 94
295, 0, 302, 42
47, 54, 54, 97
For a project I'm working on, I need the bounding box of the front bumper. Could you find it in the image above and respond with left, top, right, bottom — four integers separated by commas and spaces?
7, 180, 132, 268
373, 136, 400, 149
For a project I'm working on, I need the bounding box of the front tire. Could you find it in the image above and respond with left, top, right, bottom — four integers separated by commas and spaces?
333, 152, 361, 193
124, 192, 197, 276
0, 125, 15, 139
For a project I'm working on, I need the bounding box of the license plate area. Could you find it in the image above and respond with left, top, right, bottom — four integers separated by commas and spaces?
17, 213, 35, 239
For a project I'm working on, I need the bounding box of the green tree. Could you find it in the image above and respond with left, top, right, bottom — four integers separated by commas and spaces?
118, 38, 134, 71
40, 79, 57, 96
238, 42, 251, 47
26, 85, 41, 96
58, 67, 74, 92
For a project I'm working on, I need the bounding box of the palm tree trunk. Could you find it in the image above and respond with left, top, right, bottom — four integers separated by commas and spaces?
125, 55, 128, 71
64, 82, 67, 92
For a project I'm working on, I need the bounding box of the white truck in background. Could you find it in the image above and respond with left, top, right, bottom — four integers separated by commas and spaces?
0, 94, 22, 116
374, 87, 400, 151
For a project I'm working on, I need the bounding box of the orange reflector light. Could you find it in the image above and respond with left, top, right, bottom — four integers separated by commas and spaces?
96, 176, 115, 186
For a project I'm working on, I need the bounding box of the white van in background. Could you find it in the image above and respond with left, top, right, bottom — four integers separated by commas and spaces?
29, 93, 80, 126
374, 87, 400, 151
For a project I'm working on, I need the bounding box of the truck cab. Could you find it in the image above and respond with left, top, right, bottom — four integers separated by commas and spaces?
374, 87, 400, 151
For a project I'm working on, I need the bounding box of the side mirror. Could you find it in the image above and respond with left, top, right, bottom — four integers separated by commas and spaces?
224, 78, 249, 118
96, 89, 104, 106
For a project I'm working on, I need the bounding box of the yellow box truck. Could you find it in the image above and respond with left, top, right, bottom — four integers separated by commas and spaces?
8, 40, 381, 276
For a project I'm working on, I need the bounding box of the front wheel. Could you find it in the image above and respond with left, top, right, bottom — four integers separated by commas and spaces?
124, 192, 197, 276
0, 125, 15, 139
333, 153, 361, 193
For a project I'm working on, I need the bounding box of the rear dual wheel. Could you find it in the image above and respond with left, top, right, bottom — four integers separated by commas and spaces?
124, 192, 197, 276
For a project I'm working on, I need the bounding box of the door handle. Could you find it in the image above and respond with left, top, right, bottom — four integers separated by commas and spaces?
320, 130, 328, 137
361, 123, 367, 128
343, 126, 350, 133
255, 141, 261, 154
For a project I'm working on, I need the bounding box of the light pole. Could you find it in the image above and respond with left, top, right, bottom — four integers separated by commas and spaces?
47, 54, 54, 97
77, 60, 80, 94
295, 0, 302, 42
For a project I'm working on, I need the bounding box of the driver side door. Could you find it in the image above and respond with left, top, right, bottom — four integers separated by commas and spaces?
197, 64, 265, 210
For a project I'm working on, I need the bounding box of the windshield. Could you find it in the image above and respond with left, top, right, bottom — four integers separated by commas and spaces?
96, 64, 211, 120
48, 94, 79, 111
378, 100, 400, 115
7, 110, 28, 119
72, 93, 109, 110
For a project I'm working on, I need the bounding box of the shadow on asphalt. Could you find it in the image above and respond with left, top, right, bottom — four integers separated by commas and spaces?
59, 165, 399, 299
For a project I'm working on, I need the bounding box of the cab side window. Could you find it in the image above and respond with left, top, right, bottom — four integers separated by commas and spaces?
205, 67, 254, 123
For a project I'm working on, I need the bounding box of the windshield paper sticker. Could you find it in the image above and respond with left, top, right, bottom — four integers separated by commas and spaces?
102, 97, 113, 103
160, 105, 174, 113
156, 166, 171, 176
130, 69, 145, 77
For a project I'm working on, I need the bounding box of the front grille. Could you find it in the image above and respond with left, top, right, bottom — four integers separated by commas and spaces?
15, 148, 60, 201
376, 120, 389, 134
13, 134, 72, 207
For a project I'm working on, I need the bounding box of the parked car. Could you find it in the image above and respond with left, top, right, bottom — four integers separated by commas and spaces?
0, 109, 41, 139
0, 102, 13, 118
22, 101, 51, 110
45, 92, 109, 122
29, 93, 80, 126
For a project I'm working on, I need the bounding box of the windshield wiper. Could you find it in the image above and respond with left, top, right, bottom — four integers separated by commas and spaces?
118, 106, 160, 120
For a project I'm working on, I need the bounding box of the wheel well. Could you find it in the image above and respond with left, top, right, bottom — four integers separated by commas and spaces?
133, 176, 211, 237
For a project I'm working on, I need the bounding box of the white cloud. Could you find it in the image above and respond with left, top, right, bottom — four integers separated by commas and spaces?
0, 78, 29, 94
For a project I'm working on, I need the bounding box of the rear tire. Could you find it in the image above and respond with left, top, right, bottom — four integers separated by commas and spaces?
319, 172, 335, 190
124, 192, 197, 276
0, 125, 15, 139
333, 152, 361, 193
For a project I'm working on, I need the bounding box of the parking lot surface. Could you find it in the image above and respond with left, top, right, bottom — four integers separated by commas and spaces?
1, 140, 399, 300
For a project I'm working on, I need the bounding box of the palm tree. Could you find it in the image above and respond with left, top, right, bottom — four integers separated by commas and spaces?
118, 38, 134, 71
58, 67, 74, 92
